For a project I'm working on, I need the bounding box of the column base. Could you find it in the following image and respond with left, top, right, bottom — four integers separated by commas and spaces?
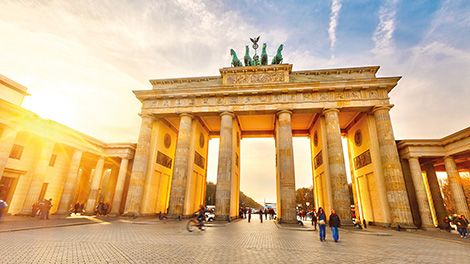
277, 218, 298, 224
166, 214, 194, 220
215, 215, 231, 222
391, 222, 417, 231
122, 211, 141, 218
421, 226, 438, 231
55, 210, 71, 216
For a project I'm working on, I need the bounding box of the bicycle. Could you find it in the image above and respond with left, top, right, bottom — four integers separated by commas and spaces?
187, 215, 206, 232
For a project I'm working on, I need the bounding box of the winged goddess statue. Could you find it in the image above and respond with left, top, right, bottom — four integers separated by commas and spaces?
250, 36, 260, 51
250, 36, 261, 65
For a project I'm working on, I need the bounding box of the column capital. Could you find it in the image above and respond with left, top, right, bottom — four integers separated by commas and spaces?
444, 155, 454, 160
408, 156, 421, 161
276, 109, 292, 117
371, 105, 394, 114
179, 113, 193, 119
322, 108, 340, 116
220, 111, 235, 118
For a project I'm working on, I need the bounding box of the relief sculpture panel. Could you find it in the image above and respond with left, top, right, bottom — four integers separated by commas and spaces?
225, 71, 285, 85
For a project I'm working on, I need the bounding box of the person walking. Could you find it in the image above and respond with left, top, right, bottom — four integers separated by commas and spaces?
248, 208, 251, 223
317, 207, 327, 241
329, 209, 341, 242
32, 201, 40, 217
259, 208, 263, 223
44, 198, 52, 220
311, 211, 317, 231
264, 208, 268, 220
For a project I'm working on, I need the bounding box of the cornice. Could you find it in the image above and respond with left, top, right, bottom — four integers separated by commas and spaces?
397, 126, 470, 149
149, 76, 220, 86
291, 65, 379, 76
134, 77, 400, 101
0, 74, 30, 95
148, 65, 386, 89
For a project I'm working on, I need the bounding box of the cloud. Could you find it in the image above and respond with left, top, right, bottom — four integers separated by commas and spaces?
328, 0, 342, 57
373, 0, 399, 55
0, 1, 289, 142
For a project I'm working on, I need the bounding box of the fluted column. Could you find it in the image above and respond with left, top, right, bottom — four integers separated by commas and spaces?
168, 113, 193, 217
124, 115, 153, 215
215, 112, 234, 220
0, 127, 18, 181
276, 110, 297, 223
424, 163, 447, 228
111, 157, 129, 215
57, 150, 83, 214
20, 142, 55, 214
408, 157, 434, 228
373, 106, 414, 226
444, 156, 470, 218
323, 108, 350, 222
85, 157, 105, 212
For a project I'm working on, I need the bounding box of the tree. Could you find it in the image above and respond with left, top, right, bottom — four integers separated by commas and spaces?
295, 187, 314, 210
239, 191, 262, 209
441, 173, 470, 215
205, 182, 261, 208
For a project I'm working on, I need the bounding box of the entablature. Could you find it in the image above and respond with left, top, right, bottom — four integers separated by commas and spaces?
148, 65, 383, 91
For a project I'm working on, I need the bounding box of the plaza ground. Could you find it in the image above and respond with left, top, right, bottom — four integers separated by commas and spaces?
0, 216, 469, 263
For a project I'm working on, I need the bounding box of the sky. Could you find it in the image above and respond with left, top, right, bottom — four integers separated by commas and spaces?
1, 0, 469, 204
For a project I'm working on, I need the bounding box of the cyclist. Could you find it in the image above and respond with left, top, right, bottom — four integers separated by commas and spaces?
196, 205, 205, 229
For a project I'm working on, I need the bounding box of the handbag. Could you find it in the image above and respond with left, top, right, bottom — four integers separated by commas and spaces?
319, 219, 326, 225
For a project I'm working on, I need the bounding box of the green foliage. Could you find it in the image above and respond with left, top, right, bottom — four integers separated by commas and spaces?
239, 191, 262, 209
295, 187, 314, 209
205, 182, 261, 208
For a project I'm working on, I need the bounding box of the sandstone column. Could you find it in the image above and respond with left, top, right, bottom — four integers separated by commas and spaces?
124, 115, 153, 216
323, 108, 351, 222
20, 142, 55, 214
373, 106, 414, 226
408, 157, 434, 228
444, 156, 470, 218
85, 157, 105, 212
111, 157, 129, 215
0, 127, 18, 181
215, 112, 234, 220
57, 150, 83, 214
276, 110, 297, 223
168, 113, 193, 217
424, 163, 447, 228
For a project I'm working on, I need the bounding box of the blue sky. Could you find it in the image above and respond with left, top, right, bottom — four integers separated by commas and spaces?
1, 0, 469, 203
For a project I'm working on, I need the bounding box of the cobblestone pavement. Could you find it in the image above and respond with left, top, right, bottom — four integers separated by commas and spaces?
0, 215, 106, 232
0, 218, 469, 263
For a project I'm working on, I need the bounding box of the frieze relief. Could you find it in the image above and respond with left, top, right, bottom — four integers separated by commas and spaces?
144, 88, 387, 110
225, 71, 285, 85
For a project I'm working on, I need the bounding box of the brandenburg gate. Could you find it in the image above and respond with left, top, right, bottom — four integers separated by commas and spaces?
124, 60, 415, 227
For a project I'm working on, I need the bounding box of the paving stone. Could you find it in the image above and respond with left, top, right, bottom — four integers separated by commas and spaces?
0, 218, 469, 263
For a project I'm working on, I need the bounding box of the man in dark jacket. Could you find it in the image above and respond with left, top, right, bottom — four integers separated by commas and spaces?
455, 215, 469, 238
328, 209, 341, 242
